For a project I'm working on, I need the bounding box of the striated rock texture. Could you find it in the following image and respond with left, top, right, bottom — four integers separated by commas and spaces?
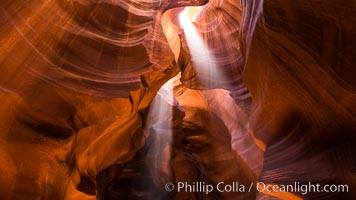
241, 0, 356, 199
0, 0, 180, 199
0, 0, 355, 200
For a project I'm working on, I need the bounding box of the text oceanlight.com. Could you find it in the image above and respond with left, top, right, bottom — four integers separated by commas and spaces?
164, 181, 349, 195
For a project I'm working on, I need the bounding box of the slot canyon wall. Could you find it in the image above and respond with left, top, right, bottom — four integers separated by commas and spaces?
0, 0, 355, 200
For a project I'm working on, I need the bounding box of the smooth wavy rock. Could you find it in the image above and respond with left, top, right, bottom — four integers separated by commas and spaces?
176, 0, 252, 111
0, 0, 180, 198
0, 0, 176, 97
0, 0, 355, 199
241, 0, 356, 199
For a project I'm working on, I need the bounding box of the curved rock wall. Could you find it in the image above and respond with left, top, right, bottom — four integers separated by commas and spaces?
0, 0, 355, 199
241, 0, 356, 199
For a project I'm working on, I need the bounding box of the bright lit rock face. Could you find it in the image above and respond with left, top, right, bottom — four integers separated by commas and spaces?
0, 0, 355, 200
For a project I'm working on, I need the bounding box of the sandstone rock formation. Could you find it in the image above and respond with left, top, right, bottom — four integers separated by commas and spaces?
0, 0, 355, 199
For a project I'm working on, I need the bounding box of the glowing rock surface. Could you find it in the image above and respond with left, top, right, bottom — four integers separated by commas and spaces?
0, 0, 355, 199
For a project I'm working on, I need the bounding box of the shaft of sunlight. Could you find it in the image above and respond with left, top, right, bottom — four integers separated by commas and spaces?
179, 7, 222, 81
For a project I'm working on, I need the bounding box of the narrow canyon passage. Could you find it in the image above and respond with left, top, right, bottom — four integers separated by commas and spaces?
0, 0, 355, 200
